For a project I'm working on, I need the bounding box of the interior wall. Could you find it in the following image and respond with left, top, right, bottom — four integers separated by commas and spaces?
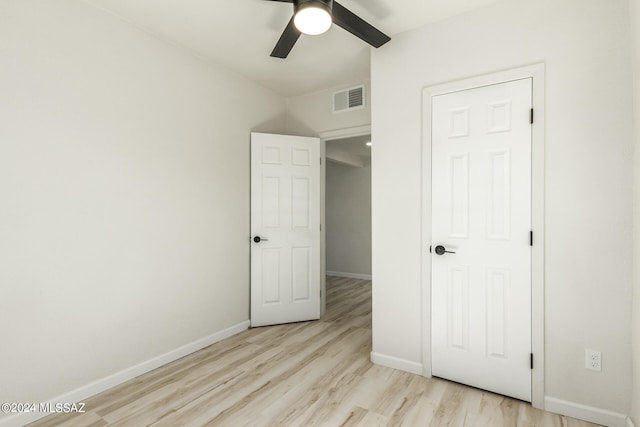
326, 161, 372, 277
371, 0, 633, 417
0, 0, 285, 419
631, 0, 640, 423
286, 81, 371, 136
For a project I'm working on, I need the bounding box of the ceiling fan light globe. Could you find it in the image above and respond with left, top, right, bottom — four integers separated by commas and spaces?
294, 7, 332, 35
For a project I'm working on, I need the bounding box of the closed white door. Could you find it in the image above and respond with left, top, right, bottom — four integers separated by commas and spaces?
431, 79, 532, 401
250, 132, 321, 327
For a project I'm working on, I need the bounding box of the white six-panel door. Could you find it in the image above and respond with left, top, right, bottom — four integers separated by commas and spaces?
250, 132, 321, 327
431, 79, 532, 401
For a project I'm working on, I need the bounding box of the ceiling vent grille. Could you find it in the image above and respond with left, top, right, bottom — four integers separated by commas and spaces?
333, 85, 365, 113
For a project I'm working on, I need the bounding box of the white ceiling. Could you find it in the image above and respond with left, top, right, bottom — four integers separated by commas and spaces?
327, 134, 372, 158
85, 0, 505, 97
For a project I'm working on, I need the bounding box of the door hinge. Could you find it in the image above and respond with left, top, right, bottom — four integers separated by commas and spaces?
530, 230, 533, 247
320, 157, 322, 165
320, 224, 322, 231
530, 108, 534, 124
429, 245, 432, 253
530, 353, 534, 369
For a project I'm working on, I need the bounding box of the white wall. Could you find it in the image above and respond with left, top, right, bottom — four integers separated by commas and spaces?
371, 0, 633, 419
0, 0, 285, 421
286, 81, 371, 136
631, 0, 640, 423
326, 161, 372, 277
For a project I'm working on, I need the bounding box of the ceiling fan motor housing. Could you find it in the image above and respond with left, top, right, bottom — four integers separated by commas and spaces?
293, 0, 334, 15
268, 0, 390, 58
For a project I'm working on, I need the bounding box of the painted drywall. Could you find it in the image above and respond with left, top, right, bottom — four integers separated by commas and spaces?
326, 161, 372, 277
0, 0, 285, 421
286, 81, 372, 136
326, 146, 367, 168
371, 0, 633, 417
631, 0, 640, 422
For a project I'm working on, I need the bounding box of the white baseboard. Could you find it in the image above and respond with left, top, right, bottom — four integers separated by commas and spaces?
544, 396, 628, 427
327, 271, 372, 280
370, 352, 423, 375
0, 320, 250, 427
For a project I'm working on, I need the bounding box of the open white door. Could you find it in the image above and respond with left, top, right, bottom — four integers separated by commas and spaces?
431, 79, 532, 401
250, 132, 321, 327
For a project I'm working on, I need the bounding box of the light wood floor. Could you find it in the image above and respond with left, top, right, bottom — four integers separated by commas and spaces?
29, 276, 600, 427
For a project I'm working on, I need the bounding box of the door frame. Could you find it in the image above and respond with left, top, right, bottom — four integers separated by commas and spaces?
318, 125, 372, 316
420, 64, 545, 409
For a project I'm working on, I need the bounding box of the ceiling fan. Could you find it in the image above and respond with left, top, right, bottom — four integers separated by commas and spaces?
265, 0, 391, 58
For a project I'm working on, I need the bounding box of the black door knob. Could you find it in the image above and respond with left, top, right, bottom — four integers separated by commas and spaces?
253, 236, 269, 243
434, 245, 456, 255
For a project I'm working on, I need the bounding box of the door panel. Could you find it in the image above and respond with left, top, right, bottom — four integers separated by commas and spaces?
251, 132, 320, 327
431, 79, 532, 402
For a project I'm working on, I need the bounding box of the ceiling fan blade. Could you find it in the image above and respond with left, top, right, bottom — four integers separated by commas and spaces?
332, 1, 391, 48
271, 17, 301, 58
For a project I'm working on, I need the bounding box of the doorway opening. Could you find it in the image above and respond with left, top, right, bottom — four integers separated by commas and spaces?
318, 125, 372, 317
325, 134, 372, 281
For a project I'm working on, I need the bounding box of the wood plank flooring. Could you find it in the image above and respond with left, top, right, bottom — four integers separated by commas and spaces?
29, 276, 600, 427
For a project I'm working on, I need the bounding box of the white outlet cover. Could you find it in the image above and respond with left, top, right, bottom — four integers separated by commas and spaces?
585, 349, 602, 372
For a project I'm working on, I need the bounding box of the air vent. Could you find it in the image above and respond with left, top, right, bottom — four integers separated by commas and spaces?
333, 85, 365, 113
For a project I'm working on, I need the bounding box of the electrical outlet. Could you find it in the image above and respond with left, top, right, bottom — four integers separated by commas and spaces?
585, 349, 602, 372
